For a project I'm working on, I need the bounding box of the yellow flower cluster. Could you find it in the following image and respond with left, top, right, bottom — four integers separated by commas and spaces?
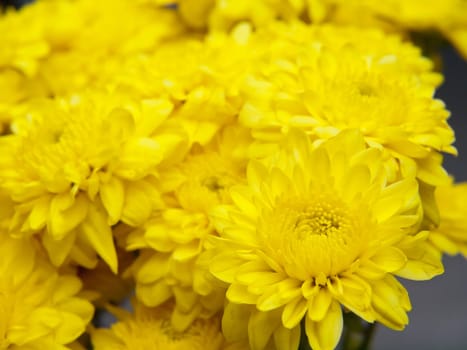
0, 1, 465, 350
163, 0, 467, 59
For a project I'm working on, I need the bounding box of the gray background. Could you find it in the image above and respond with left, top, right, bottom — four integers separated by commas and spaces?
374, 47, 467, 350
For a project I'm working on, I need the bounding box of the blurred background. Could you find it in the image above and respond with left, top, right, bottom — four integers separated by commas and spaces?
1, 0, 467, 349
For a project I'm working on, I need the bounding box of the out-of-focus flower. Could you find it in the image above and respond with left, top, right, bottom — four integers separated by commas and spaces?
0, 92, 188, 272
429, 180, 467, 257
0, 4, 49, 76
209, 130, 442, 350
238, 22, 455, 189
0, 233, 94, 349
158, 0, 467, 59
127, 126, 249, 330
111, 25, 255, 146
91, 301, 247, 350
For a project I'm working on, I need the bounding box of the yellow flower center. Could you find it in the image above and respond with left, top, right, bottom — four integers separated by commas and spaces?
176, 152, 243, 212
259, 194, 369, 281
113, 313, 224, 350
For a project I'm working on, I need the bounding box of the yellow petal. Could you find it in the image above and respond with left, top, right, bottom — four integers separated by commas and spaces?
49, 193, 88, 239
115, 137, 162, 179
307, 288, 332, 321
137, 281, 172, 307
248, 309, 281, 350
273, 324, 300, 350
79, 204, 118, 273
222, 303, 251, 343
226, 284, 258, 304
28, 195, 51, 231
282, 296, 308, 329
306, 300, 343, 350
99, 177, 125, 225
121, 182, 153, 226
42, 230, 77, 267
371, 276, 410, 330
429, 231, 459, 256
171, 306, 202, 333
136, 253, 170, 284
396, 241, 444, 280
371, 246, 407, 273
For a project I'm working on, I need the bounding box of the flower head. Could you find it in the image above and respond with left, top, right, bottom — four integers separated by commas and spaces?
127, 126, 248, 330
238, 23, 455, 188
210, 130, 442, 350
429, 180, 467, 257
0, 92, 187, 272
92, 301, 243, 350
0, 233, 93, 349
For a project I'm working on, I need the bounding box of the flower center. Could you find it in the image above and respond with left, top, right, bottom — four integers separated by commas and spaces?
294, 203, 350, 239
259, 194, 367, 280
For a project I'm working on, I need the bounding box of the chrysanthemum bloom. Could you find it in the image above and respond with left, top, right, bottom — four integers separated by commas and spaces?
36, 0, 186, 97
239, 24, 455, 190
429, 180, 467, 257
110, 24, 255, 147
0, 0, 186, 104
251, 22, 441, 87
305, 0, 467, 60
0, 233, 94, 349
0, 4, 49, 77
209, 130, 443, 350
92, 301, 246, 350
164, 0, 305, 30
128, 126, 249, 330
0, 92, 187, 272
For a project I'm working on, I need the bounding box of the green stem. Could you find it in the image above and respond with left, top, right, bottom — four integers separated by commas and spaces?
341, 313, 378, 350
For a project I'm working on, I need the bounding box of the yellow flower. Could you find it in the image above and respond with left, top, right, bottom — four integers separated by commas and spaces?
127, 126, 248, 330
0, 92, 187, 272
306, 0, 467, 59
239, 23, 455, 187
148, 0, 305, 30
209, 130, 443, 350
0, 69, 46, 134
36, 0, 186, 97
92, 301, 243, 350
111, 25, 254, 146
0, 233, 94, 349
429, 180, 467, 257
0, 4, 49, 77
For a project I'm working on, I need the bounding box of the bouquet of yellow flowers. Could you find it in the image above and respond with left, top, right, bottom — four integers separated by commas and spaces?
0, 1, 466, 349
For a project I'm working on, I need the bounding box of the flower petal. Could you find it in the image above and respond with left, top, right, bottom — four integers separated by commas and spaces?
306, 300, 343, 350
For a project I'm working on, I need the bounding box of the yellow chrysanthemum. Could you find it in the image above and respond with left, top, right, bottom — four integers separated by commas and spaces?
238, 23, 455, 187
209, 130, 443, 350
143, 0, 296, 29
111, 25, 255, 146
92, 301, 246, 350
429, 180, 467, 257
0, 92, 187, 272
0, 4, 49, 77
0, 233, 94, 349
250, 22, 441, 85
127, 126, 248, 330
304, 0, 467, 60
36, 0, 186, 97
0, 0, 186, 103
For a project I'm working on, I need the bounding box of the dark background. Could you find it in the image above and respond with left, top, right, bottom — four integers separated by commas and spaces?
1, 0, 467, 348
